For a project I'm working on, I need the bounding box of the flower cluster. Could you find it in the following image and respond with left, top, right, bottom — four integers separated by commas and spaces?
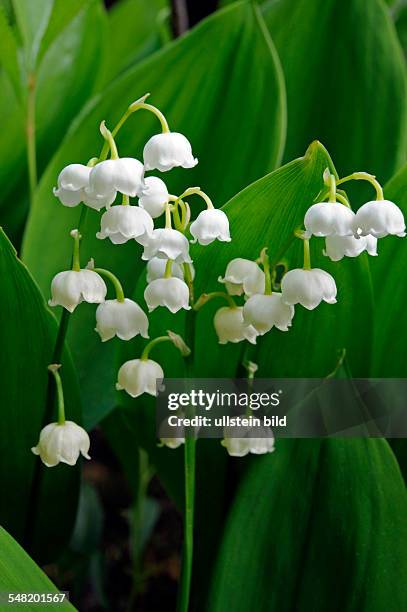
32, 96, 405, 465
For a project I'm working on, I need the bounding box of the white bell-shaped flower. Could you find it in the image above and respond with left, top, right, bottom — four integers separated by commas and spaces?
144, 277, 190, 313
214, 306, 258, 344
161, 436, 185, 449
146, 257, 191, 283
281, 268, 337, 310
323, 234, 378, 262
142, 228, 192, 263
116, 358, 163, 398
138, 176, 169, 218
354, 199, 406, 238
96, 205, 153, 245
304, 201, 355, 237
221, 425, 275, 457
190, 209, 231, 245
31, 421, 90, 467
143, 132, 198, 172
87, 157, 144, 198
53, 164, 92, 207
243, 293, 294, 334
95, 298, 149, 342
49, 269, 107, 313
218, 258, 265, 296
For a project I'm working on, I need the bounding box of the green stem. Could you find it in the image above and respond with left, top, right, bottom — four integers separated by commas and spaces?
335, 193, 351, 208
93, 267, 125, 302
303, 238, 311, 270
164, 260, 173, 278
141, 336, 172, 360
165, 202, 172, 229
183, 263, 194, 304
258, 248, 272, 295
71, 230, 82, 271
26, 73, 37, 205
128, 100, 170, 133
193, 291, 237, 311
122, 194, 130, 205
337, 172, 384, 200
48, 365, 65, 425
178, 434, 196, 612
327, 173, 336, 202
179, 187, 214, 209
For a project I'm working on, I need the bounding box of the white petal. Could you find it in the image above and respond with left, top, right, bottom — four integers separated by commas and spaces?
31, 421, 90, 467
243, 293, 294, 334
146, 257, 186, 282
143, 132, 198, 172
190, 209, 231, 245
214, 307, 258, 344
96, 205, 154, 245
304, 201, 355, 237
218, 258, 265, 296
354, 199, 406, 238
116, 359, 164, 398
144, 277, 191, 313
139, 176, 169, 218
57, 164, 91, 191
88, 158, 144, 198
142, 228, 192, 263
96, 298, 149, 342
281, 268, 337, 310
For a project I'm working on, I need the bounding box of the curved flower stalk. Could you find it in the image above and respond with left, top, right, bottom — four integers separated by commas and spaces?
116, 331, 190, 398
32, 365, 90, 467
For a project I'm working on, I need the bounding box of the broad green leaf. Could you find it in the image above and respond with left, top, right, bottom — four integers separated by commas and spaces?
264, 0, 407, 183
0, 4, 21, 95
0, 228, 81, 562
22, 0, 286, 423
0, 0, 107, 240
208, 439, 407, 612
99, 0, 169, 85
12, 0, 54, 72
37, 0, 88, 65
0, 526, 75, 610
192, 141, 373, 380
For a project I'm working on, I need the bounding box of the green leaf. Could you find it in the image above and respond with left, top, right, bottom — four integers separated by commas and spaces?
264, 0, 407, 183
37, 0, 88, 65
0, 4, 21, 96
22, 0, 286, 424
0, 0, 107, 240
0, 525, 75, 610
99, 0, 169, 85
192, 141, 373, 380
12, 0, 54, 72
208, 439, 407, 612
0, 228, 81, 562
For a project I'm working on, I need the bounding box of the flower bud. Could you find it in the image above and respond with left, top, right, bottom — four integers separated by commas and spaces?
281, 268, 337, 310
190, 209, 231, 245
139, 176, 168, 218
116, 358, 164, 397
144, 277, 191, 313
31, 421, 90, 467
96, 205, 153, 245
143, 132, 198, 172
214, 306, 258, 344
221, 425, 275, 457
218, 258, 265, 296
304, 201, 355, 237
243, 293, 294, 334
95, 298, 149, 342
142, 228, 192, 263
323, 234, 377, 262
49, 270, 107, 313
354, 199, 406, 238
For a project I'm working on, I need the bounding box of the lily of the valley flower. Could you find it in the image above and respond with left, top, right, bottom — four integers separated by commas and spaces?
221, 425, 275, 457
87, 157, 144, 199
143, 132, 198, 172
138, 176, 169, 218
218, 258, 265, 297
144, 277, 191, 312
243, 293, 294, 334
32, 421, 90, 467
96, 204, 153, 245
214, 306, 258, 344
96, 298, 149, 342
146, 257, 189, 283
49, 269, 107, 312
354, 199, 406, 238
53, 163, 92, 207
142, 228, 192, 263
304, 201, 355, 237
190, 208, 231, 245
281, 268, 337, 310
323, 234, 378, 262
116, 358, 164, 398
